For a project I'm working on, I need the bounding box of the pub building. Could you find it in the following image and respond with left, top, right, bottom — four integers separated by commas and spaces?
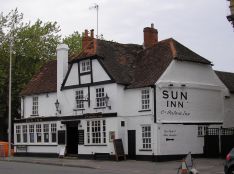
14, 24, 234, 160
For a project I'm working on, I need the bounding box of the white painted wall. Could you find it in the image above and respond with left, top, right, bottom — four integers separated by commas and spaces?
23, 93, 57, 118
157, 124, 204, 155
156, 60, 226, 123
66, 63, 79, 86
223, 93, 234, 128
92, 59, 110, 82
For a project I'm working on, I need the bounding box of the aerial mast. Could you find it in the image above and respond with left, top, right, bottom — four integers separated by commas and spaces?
89, 3, 99, 38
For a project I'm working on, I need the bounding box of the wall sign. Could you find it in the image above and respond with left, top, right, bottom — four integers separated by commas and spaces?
160, 89, 191, 117
163, 129, 177, 142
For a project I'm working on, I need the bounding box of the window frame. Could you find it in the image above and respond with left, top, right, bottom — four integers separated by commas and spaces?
141, 88, 150, 110
43, 124, 49, 143
198, 125, 208, 137
51, 123, 57, 143
22, 125, 28, 143
16, 125, 21, 143
86, 120, 106, 145
36, 124, 42, 143
141, 125, 152, 150
32, 96, 39, 116
95, 87, 105, 108
75, 89, 84, 109
29, 124, 35, 143
80, 59, 91, 73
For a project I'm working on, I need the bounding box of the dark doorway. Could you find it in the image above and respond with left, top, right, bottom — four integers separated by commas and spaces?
66, 124, 78, 155
128, 130, 136, 159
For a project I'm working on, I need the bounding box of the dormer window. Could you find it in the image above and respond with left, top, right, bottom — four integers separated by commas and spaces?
81, 59, 91, 73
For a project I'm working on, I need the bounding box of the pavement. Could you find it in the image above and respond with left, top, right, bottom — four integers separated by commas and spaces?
0, 156, 225, 174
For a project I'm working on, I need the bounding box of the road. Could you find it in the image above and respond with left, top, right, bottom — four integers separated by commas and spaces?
0, 161, 110, 174
0, 158, 225, 174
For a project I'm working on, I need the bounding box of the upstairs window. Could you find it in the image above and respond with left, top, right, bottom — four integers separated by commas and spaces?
32, 96, 38, 115
75, 90, 84, 109
96, 87, 105, 108
81, 60, 91, 73
141, 89, 150, 110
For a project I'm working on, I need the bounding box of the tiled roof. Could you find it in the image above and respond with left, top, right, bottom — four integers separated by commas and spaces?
215, 71, 234, 93
21, 38, 213, 95
20, 60, 57, 96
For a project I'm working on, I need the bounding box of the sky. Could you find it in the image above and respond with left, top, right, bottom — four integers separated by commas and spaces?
1, 0, 234, 72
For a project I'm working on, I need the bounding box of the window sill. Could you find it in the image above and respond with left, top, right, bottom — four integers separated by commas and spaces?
138, 109, 151, 112
93, 107, 106, 109
84, 144, 107, 146
73, 108, 85, 111
14, 144, 57, 146
80, 71, 91, 75
139, 149, 152, 151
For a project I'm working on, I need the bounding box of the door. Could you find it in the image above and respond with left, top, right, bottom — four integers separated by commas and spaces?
66, 124, 78, 155
128, 130, 136, 159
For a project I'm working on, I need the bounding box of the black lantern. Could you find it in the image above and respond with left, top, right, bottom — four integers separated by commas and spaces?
104, 94, 111, 109
55, 99, 61, 114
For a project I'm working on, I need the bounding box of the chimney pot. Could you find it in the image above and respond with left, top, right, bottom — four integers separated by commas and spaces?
151, 23, 154, 28
90, 29, 94, 38
84, 29, 89, 37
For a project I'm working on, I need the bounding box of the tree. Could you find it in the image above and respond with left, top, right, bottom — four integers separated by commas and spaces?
0, 9, 61, 140
63, 31, 82, 55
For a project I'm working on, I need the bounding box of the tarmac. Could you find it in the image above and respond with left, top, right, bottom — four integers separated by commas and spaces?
0, 156, 225, 174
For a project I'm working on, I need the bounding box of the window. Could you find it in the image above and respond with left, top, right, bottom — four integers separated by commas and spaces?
96, 87, 105, 108
32, 96, 38, 115
142, 125, 151, 150
141, 89, 150, 110
22, 125, 27, 143
75, 90, 84, 109
51, 123, 57, 143
43, 124, 49, 143
29, 125, 35, 143
36, 124, 42, 143
86, 120, 106, 144
16, 125, 21, 143
81, 60, 91, 72
198, 125, 208, 137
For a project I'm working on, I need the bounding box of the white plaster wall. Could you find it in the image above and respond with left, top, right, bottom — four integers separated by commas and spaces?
223, 93, 234, 128
80, 75, 91, 84
156, 60, 226, 123
157, 124, 204, 155
58, 84, 119, 116
117, 87, 154, 117
66, 63, 79, 86
158, 60, 225, 87
23, 93, 57, 118
92, 59, 110, 82
126, 115, 154, 155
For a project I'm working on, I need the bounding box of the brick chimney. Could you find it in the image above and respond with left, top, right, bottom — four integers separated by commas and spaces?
82, 29, 96, 54
143, 23, 158, 49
